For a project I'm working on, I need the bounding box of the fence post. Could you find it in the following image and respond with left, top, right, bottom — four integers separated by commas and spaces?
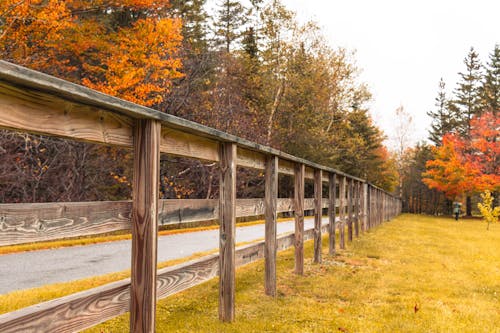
314, 169, 322, 263
294, 163, 305, 275
219, 142, 237, 322
339, 176, 346, 249
362, 182, 368, 232
347, 178, 353, 242
328, 173, 336, 255
130, 119, 160, 333
264, 155, 278, 297
354, 181, 360, 237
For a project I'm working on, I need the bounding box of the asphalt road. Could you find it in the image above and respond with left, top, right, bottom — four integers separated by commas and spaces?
0, 217, 326, 294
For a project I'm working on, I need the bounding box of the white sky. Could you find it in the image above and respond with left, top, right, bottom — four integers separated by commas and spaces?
282, 0, 500, 148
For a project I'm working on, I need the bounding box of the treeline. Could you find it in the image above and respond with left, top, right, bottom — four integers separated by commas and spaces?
401, 46, 499, 215
0, 0, 397, 203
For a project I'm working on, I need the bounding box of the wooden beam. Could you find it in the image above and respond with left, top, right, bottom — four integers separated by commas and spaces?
294, 163, 305, 275
339, 176, 346, 249
130, 119, 160, 333
160, 128, 219, 162
0, 223, 328, 333
0, 201, 131, 246
328, 173, 336, 256
313, 169, 322, 264
218, 142, 237, 322
0, 197, 333, 247
0, 82, 133, 146
347, 178, 353, 242
264, 155, 278, 297
354, 181, 360, 238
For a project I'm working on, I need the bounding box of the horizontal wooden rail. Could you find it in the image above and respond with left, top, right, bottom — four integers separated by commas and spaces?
0, 60, 402, 331
0, 199, 332, 246
0, 60, 362, 183
0, 224, 328, 333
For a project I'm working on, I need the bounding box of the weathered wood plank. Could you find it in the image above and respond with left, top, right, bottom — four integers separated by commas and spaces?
0, 82, 133, 146
354, 181, 360, 238
160, 128, 219, 162
0, 198, 331, 247
218, 142, 237, 322
264, 155, 278, 297
294, 163, 305, 275
0, 223, 329, 333
0, 201, 131, 246
313, 169, 322, 264
339, 176, 346, 249
328, 173, 336, 256
237, 147, 265, 170
130, 119, 160, 333
347, 178, 353, 242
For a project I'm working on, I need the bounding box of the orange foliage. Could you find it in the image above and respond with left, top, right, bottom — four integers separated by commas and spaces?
0, 0, 183, 107
423, 113, 499, 199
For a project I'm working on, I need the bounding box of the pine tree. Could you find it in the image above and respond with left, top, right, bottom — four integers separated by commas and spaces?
481, 44, 500, 117
214, 0, 247, 53
452, 47, 483, 137
427, 78, 456, 145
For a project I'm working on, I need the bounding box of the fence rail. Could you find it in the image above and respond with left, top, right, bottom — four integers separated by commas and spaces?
0, 60, 401, 332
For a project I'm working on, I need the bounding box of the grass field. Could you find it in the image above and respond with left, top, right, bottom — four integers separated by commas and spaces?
84, 214, 500, 332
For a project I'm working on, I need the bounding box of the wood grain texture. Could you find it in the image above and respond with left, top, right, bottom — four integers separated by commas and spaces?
0, 201, 131, 246
339, 176, 346, 249
218, 142, 237, 322
347, 178, 353, 242
0, 82, 133, 146
130, 119, 160, 333
264, 155, 278, 297
0, 222, 329, 333
294, 163, 305, 275
160, 128, 219, 162
328, 173, 336, 255
313, 169, 322, 264
354, 181, 360, 238
237, 147, 265, 170
0, 197, 329, 247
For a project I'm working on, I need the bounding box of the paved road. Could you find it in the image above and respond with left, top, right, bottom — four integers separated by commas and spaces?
0, 217, 327, 294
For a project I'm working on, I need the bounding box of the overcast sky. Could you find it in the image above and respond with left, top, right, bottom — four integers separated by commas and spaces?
282, 0, 500, 148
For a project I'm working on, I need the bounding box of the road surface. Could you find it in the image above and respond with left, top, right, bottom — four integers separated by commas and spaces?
0, 217, 327, 294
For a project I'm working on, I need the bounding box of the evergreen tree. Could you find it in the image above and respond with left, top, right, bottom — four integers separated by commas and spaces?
427, 78, 456, 145
214, 0, 247, 53
452, 47, 483, 137
481, 44, 500, 116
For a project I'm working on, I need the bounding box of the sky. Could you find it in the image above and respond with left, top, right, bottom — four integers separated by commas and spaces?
281, 0, 500, 148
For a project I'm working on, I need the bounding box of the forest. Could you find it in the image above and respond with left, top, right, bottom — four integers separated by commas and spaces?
0, 0, 498, 215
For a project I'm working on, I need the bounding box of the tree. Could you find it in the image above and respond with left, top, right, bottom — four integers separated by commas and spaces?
477, 190, 500, 230
422, 134, 478, 200
481, 44, 500, 117
0, 0, 184, 108
213, 0, 247, 53
452, 47, 483, 137
428, 78, 457, 146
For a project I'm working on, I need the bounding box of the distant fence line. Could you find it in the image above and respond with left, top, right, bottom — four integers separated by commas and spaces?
0, 60, 401, 333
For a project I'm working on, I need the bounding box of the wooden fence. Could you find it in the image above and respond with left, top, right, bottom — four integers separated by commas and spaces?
0, 61, 401, 332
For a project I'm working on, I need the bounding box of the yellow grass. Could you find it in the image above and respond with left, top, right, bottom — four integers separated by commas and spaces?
82, 214, 500, 332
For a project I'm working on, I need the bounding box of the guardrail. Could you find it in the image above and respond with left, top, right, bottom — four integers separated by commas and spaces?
0, 60, 401, 332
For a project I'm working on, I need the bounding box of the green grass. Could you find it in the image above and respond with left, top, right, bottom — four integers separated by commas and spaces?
84, 214, 500, 332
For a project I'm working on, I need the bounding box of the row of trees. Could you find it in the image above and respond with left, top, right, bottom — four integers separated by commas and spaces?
0, 0, 397, 203
401, 46, 499, 215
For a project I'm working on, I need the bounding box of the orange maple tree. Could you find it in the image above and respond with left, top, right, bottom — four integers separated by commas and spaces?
423, 112, 499, 199
0, 0, 183, 107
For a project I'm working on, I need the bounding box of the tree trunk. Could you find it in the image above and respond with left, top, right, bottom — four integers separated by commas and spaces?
466, 195, 472, 216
